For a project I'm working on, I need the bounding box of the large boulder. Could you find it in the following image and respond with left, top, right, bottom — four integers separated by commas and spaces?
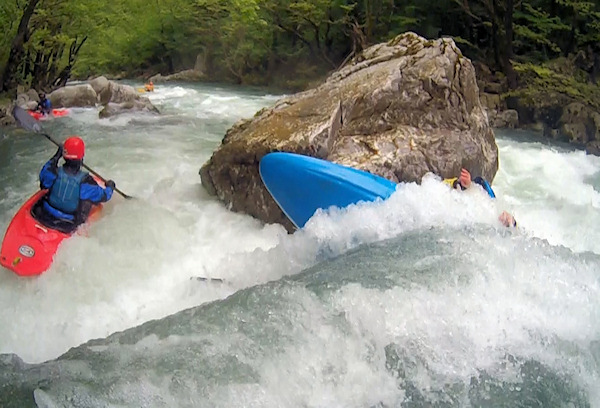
99, 99, 160, 118
89, 76, 111, 104
82, 76, 159, 117
200, 32, 498, 231
49, 84, 97, 108
89, 76, 139, 104
105, 82, 139, 104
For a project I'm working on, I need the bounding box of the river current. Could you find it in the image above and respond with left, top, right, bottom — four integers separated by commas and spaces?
0, 82, 599, 407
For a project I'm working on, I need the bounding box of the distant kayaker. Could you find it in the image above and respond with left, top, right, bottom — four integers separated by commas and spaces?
145, 81, 154, 92
36, 92, 52, 115
444, 168, 517, 228
36, 136, 116, 232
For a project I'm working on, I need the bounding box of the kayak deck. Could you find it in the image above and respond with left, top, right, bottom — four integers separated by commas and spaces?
0, 190, 102, 276
28, 108, 70, 121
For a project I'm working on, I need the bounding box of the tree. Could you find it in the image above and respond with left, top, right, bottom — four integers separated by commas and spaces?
1, 0, 41, 95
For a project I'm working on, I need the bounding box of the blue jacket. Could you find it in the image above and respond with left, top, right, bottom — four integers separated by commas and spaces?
38, 98, 51, 114
39, 158, 113, 221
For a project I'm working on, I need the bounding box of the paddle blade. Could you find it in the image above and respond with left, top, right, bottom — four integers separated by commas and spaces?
12, 106, 42, 133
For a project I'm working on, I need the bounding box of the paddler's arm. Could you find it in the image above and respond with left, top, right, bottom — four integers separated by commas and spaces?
39, 146, 62, 189
80, 175, 114, 203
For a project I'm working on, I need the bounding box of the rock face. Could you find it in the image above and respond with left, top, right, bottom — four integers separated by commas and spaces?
200, 32, 498, 231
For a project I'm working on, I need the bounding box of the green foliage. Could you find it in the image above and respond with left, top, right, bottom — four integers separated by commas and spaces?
1, 0, 599, 92
513, 4, 569, 56
554, 0, 600, 49
511, 61, 600, 109
0, 1, 21, 72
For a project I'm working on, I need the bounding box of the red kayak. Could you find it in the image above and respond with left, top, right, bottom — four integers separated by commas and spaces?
0, 186, 103, 277
28, 108, 70, 121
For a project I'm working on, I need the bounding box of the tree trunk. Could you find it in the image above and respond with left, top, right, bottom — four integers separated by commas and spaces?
491, 16, 501, 69
502, 0, 517, 89
53, 36, 87, 87
0, 0, 41, 95
47, 46, 64, 87
364, 0, 373, 42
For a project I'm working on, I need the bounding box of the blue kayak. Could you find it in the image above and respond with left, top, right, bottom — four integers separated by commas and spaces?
259, 152, 397, 228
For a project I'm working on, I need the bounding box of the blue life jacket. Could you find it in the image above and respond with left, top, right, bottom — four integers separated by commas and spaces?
47, 167, 87, 214
39, 98, 51, 113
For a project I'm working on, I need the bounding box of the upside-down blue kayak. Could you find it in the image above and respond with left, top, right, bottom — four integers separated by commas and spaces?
259, 152, 397, 228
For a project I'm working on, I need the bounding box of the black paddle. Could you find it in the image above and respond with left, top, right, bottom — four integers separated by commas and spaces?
12, 106, 134, 200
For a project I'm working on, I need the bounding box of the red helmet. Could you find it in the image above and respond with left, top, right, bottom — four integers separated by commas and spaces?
63, 136, 85, 160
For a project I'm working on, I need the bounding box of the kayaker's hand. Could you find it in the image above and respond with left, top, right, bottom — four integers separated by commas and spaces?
50, 145, 63, 163
499, 211, 517, 228
459, 168, 472, 189
105, 180, 116, 190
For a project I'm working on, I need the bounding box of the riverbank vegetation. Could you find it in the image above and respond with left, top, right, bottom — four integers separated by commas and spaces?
1, 0, 599, 96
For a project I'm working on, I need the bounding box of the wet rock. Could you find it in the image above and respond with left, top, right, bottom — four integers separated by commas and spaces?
490, 109, 519, 129
50, 84, 98, 108
99, 99, 159, 118
200, 32, 498, 230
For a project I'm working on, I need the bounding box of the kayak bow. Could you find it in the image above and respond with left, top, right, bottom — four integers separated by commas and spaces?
0, 185, 103, 277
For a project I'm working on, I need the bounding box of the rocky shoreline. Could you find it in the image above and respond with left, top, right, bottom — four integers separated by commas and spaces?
476, 59, 600, 155
0, 76, 159, 126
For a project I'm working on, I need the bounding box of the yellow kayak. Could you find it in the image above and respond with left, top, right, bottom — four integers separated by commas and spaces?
137, 85, 154, 93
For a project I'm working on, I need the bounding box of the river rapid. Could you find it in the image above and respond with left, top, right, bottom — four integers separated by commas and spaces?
1, 82, 599, 407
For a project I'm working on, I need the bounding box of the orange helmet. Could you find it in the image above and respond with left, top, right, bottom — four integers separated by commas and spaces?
63, 136, 85, 160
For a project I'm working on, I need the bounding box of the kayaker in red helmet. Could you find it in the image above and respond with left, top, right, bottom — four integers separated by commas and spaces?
35, 136, 116, 232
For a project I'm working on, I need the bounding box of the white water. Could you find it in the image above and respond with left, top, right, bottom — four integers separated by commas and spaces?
0, 84, 599, 407
0, 84, 288, 363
